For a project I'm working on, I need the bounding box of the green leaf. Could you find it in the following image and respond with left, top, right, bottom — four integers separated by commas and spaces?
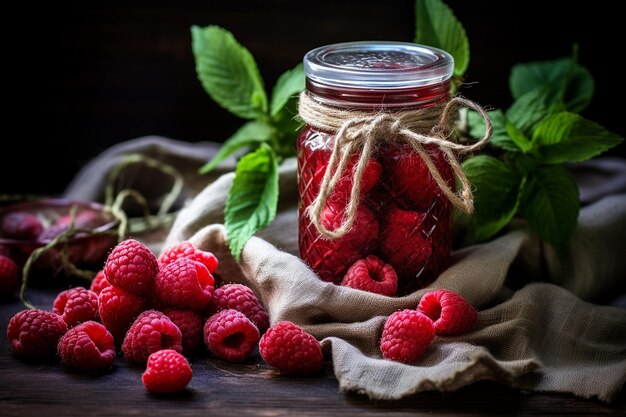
199, 120, 272, 174
521, 165, 579, 250
504, 121, 532, 153
468, 110, 520, 152
509, 57, 594, 113
532, 112, 623, 164
191, 25, 267, 119
461, 155, 522, 243
506, 88, 551, 136
271, 95, 303, 158
414, 0, 469, 76
270, 64, 305, 117
225, 144, 279, 260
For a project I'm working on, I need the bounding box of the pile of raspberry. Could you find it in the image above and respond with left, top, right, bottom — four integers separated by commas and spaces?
6, 239, 323, 394
299, 144, 455, 295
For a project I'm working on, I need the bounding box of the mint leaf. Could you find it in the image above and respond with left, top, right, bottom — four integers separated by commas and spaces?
504, 121, 532, 153
271, 96, 303, 158
532, 112, 623, 164
506, 88, 551, 136
225, 144, 279, 260
468, 110, 520, 152
415, 0, 469, 77
270, 64, 305, 117
562, 65, 594, 113
191, 25, 267, 119
461, 155, 521, 243
521, 165, 579, 250
509, 57, 594, 113
199, 120, 272, 174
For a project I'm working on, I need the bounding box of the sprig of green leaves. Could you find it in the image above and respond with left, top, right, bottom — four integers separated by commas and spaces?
191, 25, 304, 259
416, 0, 622, 250
463, 55, 622, 249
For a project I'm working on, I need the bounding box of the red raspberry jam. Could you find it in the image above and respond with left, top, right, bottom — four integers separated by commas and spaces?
297, 41, 455, 294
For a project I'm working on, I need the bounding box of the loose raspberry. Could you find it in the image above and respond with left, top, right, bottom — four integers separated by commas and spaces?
154, 258, 214, 312
203, 309, 259, 362
7, 309, 68, 358
1, 212, 44, 240
58, 321, 116, 371
53, 287, 99, 327
89, 270, 111, 295
312, 156, 382, 205
142, 349, 192, 394
340, 256, 398, 296
380, 309, 434, 363
163, 309, 204, 356
303, 203, 379, 283
379, 206, 433, 293
0, 255, 19, 297
382, 144, 454, 211
259, 321, 323, 375
159, 241, 218, 274
206, 284, 269, 333
98, 286, 145, 343
418, 289, 478, 335
122, 310, 182, 364
104, 239, 158, 295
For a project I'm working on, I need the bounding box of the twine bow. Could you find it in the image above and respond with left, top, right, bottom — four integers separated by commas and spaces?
298, 91, 493, 239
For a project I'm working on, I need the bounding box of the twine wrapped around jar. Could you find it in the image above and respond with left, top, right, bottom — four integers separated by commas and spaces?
298, 91, 493, 239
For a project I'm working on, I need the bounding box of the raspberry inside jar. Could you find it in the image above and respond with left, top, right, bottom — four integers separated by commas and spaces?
297, 41, 455, 295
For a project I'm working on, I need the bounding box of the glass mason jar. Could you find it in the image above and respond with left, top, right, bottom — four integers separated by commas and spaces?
297, 41, 455, 295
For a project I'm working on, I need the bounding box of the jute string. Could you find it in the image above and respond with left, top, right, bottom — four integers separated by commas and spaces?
298, 91, 493, 239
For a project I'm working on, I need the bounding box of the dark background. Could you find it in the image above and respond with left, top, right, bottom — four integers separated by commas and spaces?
4, 0, 624, 194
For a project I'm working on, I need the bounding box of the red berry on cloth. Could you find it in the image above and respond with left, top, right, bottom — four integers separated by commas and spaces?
206, 284, 269, 333
382, 144, 454, 211
379, 206, 433, 292
89, 270, 111, 295
104, 239, 158, 295
312, 156, 382, 205
163, 308, 204, 356
304, 202, 379, 283
340, 255, 398, 296
0, 255, 19, 297
142, 349, 192, 394
98, 286, 145, 343
7, 309, 68, 358
380, 309, 434, 363
204, 309, 259, 363
154, 258, 214, 312
58, 321, 116, 371
159, 241, 218, 274
1, 212, 44, 240
53, 287, 99, 327
259, 321, 323, 375
122, 310, 182, 364
418, 289, 478, 335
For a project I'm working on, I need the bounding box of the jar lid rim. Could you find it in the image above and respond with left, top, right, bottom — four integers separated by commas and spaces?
304, 41, 454, 89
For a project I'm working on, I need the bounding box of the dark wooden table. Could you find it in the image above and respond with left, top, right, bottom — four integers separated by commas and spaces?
1, 289, 624, 417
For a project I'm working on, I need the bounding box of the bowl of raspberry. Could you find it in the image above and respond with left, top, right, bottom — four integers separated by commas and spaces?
0, 198, 120, 274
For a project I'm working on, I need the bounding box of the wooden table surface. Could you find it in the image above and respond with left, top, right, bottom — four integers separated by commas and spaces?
1, 289, 624, 417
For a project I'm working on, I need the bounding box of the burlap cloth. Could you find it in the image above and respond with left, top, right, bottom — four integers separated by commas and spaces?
65, 137, 626, 402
